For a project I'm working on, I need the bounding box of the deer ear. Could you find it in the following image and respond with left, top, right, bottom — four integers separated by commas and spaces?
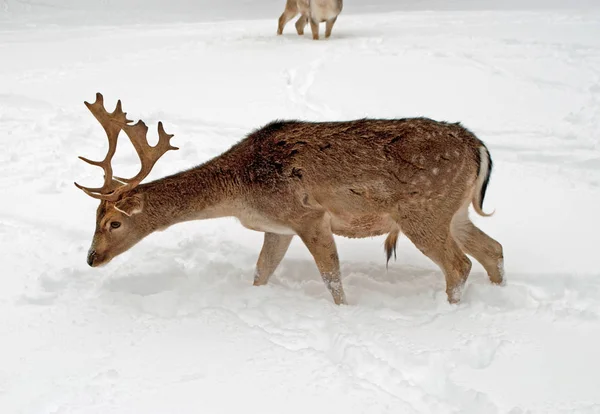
114, 194, 144, 216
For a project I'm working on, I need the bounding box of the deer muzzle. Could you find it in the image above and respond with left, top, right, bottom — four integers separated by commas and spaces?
87, 249, 108, 267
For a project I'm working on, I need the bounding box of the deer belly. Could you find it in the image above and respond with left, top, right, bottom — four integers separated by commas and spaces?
330, 213, 395, 238
237, 211, 296, 235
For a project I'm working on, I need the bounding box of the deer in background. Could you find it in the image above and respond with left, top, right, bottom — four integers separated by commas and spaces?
76, 93, 504, 305
277, 0, 343, 40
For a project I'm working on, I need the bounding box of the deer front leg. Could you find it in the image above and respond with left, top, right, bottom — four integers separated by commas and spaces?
297, 217, 346, 305
309, 17, 320, 40
254, 233, 294, 286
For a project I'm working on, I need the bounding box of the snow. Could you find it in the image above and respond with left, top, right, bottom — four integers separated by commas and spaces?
1, 1, 600, 413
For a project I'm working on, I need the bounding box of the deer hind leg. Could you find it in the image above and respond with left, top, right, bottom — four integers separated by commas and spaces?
325, 16, 337, 38
451, 206, 505, 285
254, 233, 294, 286
297, 216, 346, 305
295, 14, 308, 35
278, 0, 299, 35
309, 17, 320, 40
397, 211, 472, 303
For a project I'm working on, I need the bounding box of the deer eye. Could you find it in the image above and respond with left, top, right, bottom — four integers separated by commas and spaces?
110, 221, 121, 229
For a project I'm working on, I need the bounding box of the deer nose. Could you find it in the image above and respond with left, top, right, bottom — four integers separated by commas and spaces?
87, 250, 96, 267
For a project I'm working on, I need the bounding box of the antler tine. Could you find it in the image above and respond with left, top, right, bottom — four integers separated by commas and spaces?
103, 120, 178, 200
75, 93, 177, 202
74, 182, 114, 200
75, 93, 133, 199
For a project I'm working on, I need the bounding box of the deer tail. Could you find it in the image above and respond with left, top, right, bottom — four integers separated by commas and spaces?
472, 144, 495, 217
384, 228, 400, 267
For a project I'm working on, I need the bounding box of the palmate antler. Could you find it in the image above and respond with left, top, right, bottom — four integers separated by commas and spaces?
75, 93, 178, 201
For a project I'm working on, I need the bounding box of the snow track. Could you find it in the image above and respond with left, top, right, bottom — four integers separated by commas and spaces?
1, 2, 600, 413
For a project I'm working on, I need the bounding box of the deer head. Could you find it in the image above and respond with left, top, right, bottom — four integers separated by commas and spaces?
75, 93, 178, 267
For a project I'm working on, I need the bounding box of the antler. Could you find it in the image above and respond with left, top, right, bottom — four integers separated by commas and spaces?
75, 93, 178, 201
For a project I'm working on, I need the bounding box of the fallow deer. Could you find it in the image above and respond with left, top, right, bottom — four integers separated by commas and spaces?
277, 0, 343, 40
76, 93, 504, 305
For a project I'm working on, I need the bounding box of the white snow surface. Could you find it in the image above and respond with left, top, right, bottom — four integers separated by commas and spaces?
1, 1, 600, 413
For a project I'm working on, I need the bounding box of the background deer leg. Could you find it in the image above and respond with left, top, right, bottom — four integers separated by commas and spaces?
253, 233, 294, 286
297, 217, 346, 304
309, 17, 320, 40
451, 207, 505, 285
295, 14, 308, 35
397, 211, 472, 303
278, 0, 299, 35
325, 16, 337, 38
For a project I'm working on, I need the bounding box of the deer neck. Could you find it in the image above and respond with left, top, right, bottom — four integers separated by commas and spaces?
137, 158, 242, 230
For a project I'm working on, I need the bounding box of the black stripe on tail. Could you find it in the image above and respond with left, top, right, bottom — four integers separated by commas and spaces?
479, 144, 493, 213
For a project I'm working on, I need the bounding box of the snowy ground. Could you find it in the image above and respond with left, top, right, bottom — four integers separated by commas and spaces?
1, 1, 600, 413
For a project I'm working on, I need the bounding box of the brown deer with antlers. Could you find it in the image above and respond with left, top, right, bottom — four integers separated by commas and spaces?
76, 93, 504, 305
277, 0, 343, 40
